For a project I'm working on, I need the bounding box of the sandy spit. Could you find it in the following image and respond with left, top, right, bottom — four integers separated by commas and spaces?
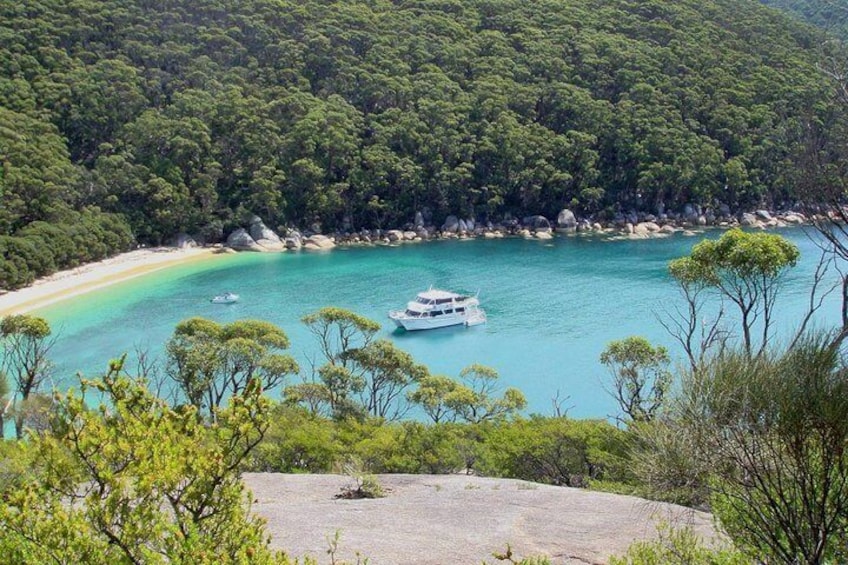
0, 247, 224, 317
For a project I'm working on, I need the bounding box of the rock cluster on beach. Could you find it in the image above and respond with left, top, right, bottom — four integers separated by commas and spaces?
216, 207, 813, 253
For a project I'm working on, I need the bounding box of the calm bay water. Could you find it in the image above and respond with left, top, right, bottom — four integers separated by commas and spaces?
39, 229, 841, 419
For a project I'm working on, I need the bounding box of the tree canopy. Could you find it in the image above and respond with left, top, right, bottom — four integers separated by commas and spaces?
760, 0, 848, 39
0, 0, 843, 289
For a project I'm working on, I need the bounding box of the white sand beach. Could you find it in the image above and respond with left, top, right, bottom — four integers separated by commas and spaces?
0, 247, 223, 317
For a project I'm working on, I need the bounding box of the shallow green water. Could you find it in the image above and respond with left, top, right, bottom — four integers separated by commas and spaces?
40, 230, 842, 418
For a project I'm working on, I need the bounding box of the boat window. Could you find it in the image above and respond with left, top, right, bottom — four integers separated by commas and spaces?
456, 307, 465, 313
444, 309, 453, 314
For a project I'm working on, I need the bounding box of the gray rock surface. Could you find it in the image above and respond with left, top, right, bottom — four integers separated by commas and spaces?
740, 213, 760, 227
782, 212, 806, 224
171, 233, 197, 249
249, 217, 282, 244
284, 230, 303, 250
523, 215, 551, 231
245, 473, 718, 565
557, 209, 578, 231
442, 215, 460, 233
226, 228, 264, 251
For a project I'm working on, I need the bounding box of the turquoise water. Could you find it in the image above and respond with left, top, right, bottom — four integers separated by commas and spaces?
39, 230, 842, 419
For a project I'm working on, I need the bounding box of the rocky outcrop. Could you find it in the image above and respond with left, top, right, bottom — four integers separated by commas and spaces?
171, 233, 197, 249
523, 215, 551, 232
248, 217, 285, 250
226, 228, 265, 252
249, 216, 280, 243
225, 205, 814, 252
740, 213, 761, 227
284, 229, 303, 250
246, 473, 718, 565
441, 215, 460, 233
782, 211, 806, 224
303, 234, 336, 250
556, 209, 577, 232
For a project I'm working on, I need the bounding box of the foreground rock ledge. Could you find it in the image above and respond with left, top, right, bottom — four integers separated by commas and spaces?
244, 473, 717, 565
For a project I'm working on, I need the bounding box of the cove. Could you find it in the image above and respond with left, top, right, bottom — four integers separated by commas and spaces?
39, 229, 842, 419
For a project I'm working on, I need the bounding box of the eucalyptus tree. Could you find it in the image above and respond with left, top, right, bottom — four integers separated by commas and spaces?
445, 364, 527, 424
668, 228, 800, 357
600, 337, 671, 424
0, 371, 9, 440
407, 375, 460, 424
0, 315, 55, 439
347, 339, 429, 420
166, 318, 298, 421
291, 307, 381, 419
662, 254, 728, 373
301, 307, 380, 370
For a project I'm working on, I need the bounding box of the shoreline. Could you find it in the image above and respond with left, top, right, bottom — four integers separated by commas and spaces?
0, 211, 811, 318
0, 247, 224, 317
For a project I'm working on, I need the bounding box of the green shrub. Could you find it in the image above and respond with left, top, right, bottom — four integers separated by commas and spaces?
476, 417, 632, 487
609, 523, 748, 565
247, 405, 340, 473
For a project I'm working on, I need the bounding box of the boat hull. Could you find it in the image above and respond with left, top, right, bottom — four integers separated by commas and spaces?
388, 287, 486, 331
389, 310, 486, 331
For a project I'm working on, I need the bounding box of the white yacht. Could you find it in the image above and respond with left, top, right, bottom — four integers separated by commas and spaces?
211, 292, 239, 304
389, 288, 487, 331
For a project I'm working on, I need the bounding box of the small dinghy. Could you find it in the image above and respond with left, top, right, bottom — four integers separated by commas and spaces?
211, 292, 239, 304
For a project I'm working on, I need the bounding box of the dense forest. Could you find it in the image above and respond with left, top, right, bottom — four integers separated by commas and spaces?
760, 0, 848, 39
1, 0, 845, 288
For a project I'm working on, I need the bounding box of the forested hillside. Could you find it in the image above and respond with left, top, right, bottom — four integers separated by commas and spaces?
760, 0, 848, 39
0, 0, 842, 287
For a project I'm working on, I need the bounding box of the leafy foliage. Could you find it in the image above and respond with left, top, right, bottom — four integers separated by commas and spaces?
475, 416, 632, 488
0, 359, 292, 564
0, 314, 55, 439
671, 333, 848, 564
610, 523, 748, 565
0, 0, 842, 287
760, 0, 848, 39
668, 228, 800, 356
165, 317, 299, 420
600, 337, 671, 423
